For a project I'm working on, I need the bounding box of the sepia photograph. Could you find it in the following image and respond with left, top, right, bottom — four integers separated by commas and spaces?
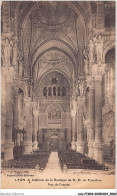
1, 1, 116, 190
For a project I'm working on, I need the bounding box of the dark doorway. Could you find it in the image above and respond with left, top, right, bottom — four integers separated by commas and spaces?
49, 136, 59, 151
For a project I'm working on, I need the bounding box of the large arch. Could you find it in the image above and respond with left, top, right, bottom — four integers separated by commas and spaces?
31, 31, 78, 55
31, 39, 78, 66
32, 47, 77, 77
103, 42, 115, 63
16, 1, 91, 29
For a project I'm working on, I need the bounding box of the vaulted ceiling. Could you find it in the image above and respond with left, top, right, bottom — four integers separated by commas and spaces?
8, 1, 115, 86
12, 2, 92, 80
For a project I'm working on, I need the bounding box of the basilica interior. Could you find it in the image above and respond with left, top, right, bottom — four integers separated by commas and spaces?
1, 1, 115, 169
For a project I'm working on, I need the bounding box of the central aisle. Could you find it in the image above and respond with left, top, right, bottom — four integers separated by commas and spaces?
43, 152, 62, 174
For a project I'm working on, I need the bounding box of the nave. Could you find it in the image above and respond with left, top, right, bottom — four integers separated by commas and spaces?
2, 150, 108, 172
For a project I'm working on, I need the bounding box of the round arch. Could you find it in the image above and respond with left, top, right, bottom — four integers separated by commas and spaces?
103, 42, 115, 63
31, 32, 77, 55
15, 1, 91, 45
38, 69, 71, 89
20, 1, 90, 29
46, 103, 64, 113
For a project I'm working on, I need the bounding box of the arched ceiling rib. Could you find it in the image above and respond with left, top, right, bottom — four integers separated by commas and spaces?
32, 46, 77, 74
31, 31, 77, 54
14, 1, 93, 78
31, 39, 78, 66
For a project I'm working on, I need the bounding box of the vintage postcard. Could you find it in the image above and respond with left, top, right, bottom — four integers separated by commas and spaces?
1, 1, 116, 190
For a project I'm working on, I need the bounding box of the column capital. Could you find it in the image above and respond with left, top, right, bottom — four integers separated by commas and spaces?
13, 87, 19, 99
91, 63, 106, 80
5, 67, 16, 82
105, 63, 111, 72
24, 97, 32, 107
86, 76, 95, 89
71, 110, 76, 117
83, 118, 90, 130
33, 109, 39, 117
77, 96, 85, 106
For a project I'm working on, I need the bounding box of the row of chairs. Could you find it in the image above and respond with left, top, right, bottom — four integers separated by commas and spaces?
58, 150, 108, 170
2, 151, 50, 170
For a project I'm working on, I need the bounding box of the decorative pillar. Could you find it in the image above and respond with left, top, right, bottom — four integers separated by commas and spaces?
33, 111, 38, 150
110, 67, 113, 104
4, 67, 15, 160
17, 132, 20, 146
13, 87, 19, 131
1, 68, 6, 152
70, 97, 76, 150
23, 97, 32, 154
20, 133, 23, 144
86, 76, 95, 158
76, 96, 85, 154
71, 115, 76, 150
104, 72, 107, 105
107, 68, 110, 104
92, 64, 106, 164
12, 37, 19, 75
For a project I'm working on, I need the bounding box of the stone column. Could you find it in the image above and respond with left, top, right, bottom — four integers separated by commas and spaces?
70, 98, 76, 150
33, 111, 38, 150
71, 115, 76, 150
92, 64, 106, 164
4, 68, 15, 160
13, 87, 19, 131
76, 96, 85, 154
104, 72, 107, 105
87, 76, 95, 158
23, 97, 32, 154
1, 69, 6, 152
20, 133, 23, 144
17, 132, 20, 146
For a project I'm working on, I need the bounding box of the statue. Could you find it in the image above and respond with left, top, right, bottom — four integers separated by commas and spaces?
2, 38, 12, 66
12, 39, 18, 66
89, 39, 95, 64
79, 80, 85, 97
94, 34, 104, 64
70, 96, 76, 116
83, 50, 89, 75
75, 82, 79, 100
18, 51, 24, 77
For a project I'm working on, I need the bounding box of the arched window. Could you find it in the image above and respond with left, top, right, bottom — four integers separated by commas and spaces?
104, 48, 115, 105
48, 87, 51, 96
62, 86, 66, 96
43, 87, 47, 96
58, 87, 61, 96
53, 87, 56, 96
